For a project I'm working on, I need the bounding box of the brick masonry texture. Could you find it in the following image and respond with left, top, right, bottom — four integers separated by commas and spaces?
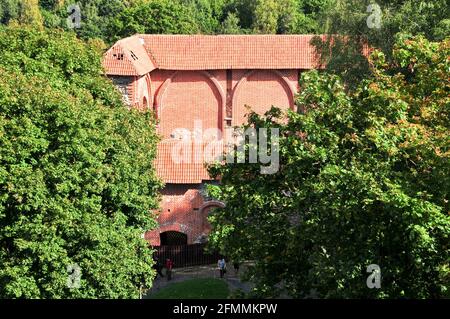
103, 35, 319, 245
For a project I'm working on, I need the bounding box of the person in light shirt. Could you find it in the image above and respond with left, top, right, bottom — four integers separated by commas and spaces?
217, 258, 226, 278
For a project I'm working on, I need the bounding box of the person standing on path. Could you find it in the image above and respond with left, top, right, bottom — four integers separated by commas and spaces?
165, 258, 174, 281
218, 258, 227, 278
233, 261, 240, 275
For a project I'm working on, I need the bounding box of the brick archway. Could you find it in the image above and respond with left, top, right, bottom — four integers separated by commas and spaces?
160, 230, 188, 246
154, 70, 226, 131
199, 200, 225, 240
153, 71, 178, 119
142, 96, 149, 109
231, 70, 296, 126
144, 73, 153, 109
199, 200, 226, 215
146, 222, 191, 246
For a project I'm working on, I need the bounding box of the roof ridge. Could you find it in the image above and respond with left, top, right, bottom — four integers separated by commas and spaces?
104, 34, 324, 75
133, 35, 160, 69
136, 34, 321, 38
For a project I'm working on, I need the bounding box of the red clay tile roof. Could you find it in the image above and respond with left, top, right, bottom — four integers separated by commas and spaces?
103, 36, 157, 76
104, 34, 324, 75
104, 34, 327, 184
154, 140, 224, 184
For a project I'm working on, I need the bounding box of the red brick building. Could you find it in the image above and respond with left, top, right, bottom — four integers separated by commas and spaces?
103, 35, 321, 246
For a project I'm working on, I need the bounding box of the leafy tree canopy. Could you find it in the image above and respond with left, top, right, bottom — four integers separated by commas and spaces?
107, 0, 201, 43
0, 0, 333, 42
314, 0, 450, 87
207, 35, 450, 298
0, 26, 162, 298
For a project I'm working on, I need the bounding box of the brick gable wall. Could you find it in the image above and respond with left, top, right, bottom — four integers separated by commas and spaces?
136, 68, 299, 246
145, 184, 213, 246
157, 70, 223, 139
102, 35, 371, 246
105, 36, 310, 246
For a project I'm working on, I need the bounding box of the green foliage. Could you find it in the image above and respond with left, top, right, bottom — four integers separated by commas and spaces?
224, 0, 331, 34
19, 0, 43, 28
182, 0, 227, 34
252, 0, 279, 34
0, 0, 20, 24
149, 278, 230, 299
220, 12, 243, 34
0, 0, 44, 28
278, 0, 334, 34
107, 0, 201, 43
1, 0, 332, 41
207, 36, 450, 298
0, 26, 162, 298
314, 0, 450, 87
63, 0, 132, 42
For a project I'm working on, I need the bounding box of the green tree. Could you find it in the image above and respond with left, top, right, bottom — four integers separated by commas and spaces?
222, 0, 255, 31
314, 0, 450, 87
223, 0, 331, 35
277, 0, 300, 34
0, 26, 162, 298
108, 0, 200, 43
252, 0, 279, 33
220, 11, 243, 34
0, 0, 20, 25
18, 0, 44, 28
207, 35, 450, 298
182, 0, 226, 34
1, 0, 333, 40
278, 0, 334, 34
37, 0, 141, 43
39, 0, 66, 10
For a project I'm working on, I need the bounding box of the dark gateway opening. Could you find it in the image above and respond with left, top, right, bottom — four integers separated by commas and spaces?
160, 231, 188, 246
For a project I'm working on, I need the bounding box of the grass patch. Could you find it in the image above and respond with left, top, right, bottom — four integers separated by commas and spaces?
149, 278, 229, 299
